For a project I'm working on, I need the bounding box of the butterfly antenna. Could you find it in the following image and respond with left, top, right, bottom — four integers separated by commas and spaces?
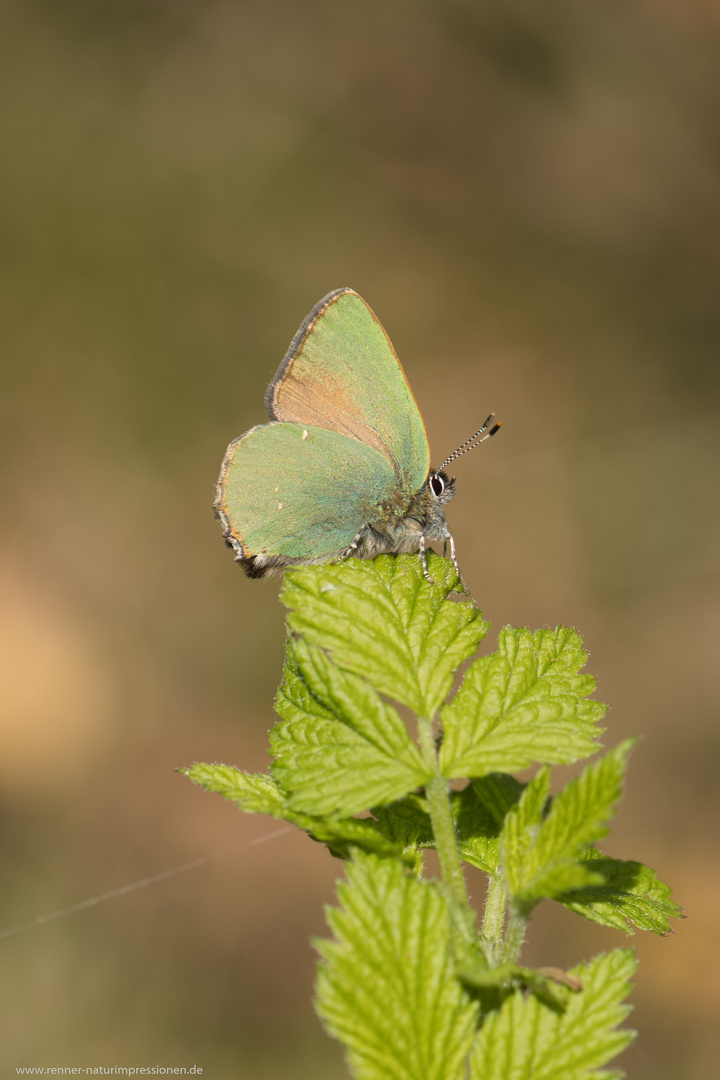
438, 413, 502, 472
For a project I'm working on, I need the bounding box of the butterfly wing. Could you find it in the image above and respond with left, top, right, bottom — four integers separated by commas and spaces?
265, 289, 430, 497
216, 421, 397, 563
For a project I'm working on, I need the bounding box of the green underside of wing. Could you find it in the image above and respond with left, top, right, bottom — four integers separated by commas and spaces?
218, 422, 401, 559
275, 291, 430, 493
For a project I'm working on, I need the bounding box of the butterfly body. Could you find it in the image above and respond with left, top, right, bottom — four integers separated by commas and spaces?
348, 469, 455, 555
216, 288, 461, 579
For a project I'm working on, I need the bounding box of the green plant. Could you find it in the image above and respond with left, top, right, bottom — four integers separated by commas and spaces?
182, 553, 681, 1079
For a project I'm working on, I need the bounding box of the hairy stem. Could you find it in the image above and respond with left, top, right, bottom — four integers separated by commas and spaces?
481, 876, 508, 962
417, 717, 469, 908
499, 904, 528, 965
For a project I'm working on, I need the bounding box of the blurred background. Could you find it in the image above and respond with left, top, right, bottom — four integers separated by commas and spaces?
1, 0, 718, 1076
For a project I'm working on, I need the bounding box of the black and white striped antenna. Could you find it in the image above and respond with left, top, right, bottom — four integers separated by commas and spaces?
437, 413, 502, 473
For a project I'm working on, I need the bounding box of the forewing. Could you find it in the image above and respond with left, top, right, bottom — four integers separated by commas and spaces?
266, 289, 430, 495
216, 422, 397, 559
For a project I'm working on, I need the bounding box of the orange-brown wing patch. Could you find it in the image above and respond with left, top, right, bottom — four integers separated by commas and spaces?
265, 289, 430, 495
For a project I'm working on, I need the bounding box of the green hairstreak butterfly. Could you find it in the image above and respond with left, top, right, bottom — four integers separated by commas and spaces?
215, 288, 500, 580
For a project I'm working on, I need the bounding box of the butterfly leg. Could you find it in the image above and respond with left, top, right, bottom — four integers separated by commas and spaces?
419, 535, 434, 585
448, 532, 459, 573
336, 527, 365, 563
447, 532, 468, 592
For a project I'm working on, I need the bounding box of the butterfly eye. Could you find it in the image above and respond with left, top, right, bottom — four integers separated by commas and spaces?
430, 474, 444, 497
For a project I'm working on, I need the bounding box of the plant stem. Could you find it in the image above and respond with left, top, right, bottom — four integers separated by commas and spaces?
417, 717, 469, 908
499, 904, 528, 965
481, 876, 507, 961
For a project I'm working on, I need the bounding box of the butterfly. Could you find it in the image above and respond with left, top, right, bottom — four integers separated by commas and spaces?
215, 288, 499, 581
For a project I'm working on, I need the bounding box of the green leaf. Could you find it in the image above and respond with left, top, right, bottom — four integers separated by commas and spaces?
557, 852, 683, 936
281, 553, 491, 718
501, 743, 634, 908
440, 627, 605, 779
457, 957, 575, 1009
271, 636, 432, 816
181, 763, 287, 816
455, 775, 526, 874
472, 773, 527, 824
469, 949, 637, 1080
372, 794, 434, 874
181, 763, 410, 862
373, 794, 433, 847
499, 767, 557, 900
315, 850, 478, 1080
308, 817, 412, 862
